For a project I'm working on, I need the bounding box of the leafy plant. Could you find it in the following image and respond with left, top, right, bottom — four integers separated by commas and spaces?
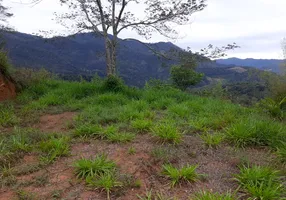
162, 164, 201, 186
39, 136, 70, 163
151, 122, 183, 144
86, 172, 122, 200
200, 132, 225, 148
74, 123, 102, 138
170, 65, 203, 91
74, 155, 116, 179
234, 165, 283, 200
191, 191, 236, 200
131, 119, 153, 133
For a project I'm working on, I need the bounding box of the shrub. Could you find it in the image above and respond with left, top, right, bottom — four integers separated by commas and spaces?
74, 155, 116, 179
0, 50, 12, 76
170, 65, 203, 90
234, 165, 283, 200
162, 164, 201, 187
101, 75, 125, 92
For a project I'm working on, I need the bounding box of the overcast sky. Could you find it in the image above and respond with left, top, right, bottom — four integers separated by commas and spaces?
4, 0, 286, 59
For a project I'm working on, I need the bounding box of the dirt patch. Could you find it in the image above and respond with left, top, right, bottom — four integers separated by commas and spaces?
35, 112, 76, 132
0, 73, 16, 102
0, 189, 15, 200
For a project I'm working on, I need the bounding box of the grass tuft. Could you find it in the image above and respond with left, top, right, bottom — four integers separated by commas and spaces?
162, 164, 201, 187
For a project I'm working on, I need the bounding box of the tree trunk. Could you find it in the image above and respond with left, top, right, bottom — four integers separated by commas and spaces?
104, 37, 113, 76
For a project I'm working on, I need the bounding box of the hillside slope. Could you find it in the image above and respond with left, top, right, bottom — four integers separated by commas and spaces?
2, 31, 269, 87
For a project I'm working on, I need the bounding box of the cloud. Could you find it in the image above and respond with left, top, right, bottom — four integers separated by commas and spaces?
3, 0, 286, 59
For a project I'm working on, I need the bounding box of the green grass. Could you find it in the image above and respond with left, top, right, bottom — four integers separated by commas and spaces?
86, 172, 122, 200
74, 155, 116, 179
151, 122, 183, 144
73, 123, 103, 138
131, 119, 153, 133
234, 165, 283, 200
226, 117, 285, 148
200, 132, 225, 148
137, 190, 178, 200
191, 191, 236, 200
162, 164, 201, 187
0, 104, 19, 127
39, 136, 70, 163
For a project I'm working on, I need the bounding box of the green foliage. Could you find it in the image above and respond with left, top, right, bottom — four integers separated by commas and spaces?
234, 165, 283, 200
131, 119, 153, 133
137, 190, 177, 200
226, 118, 285, 148
276, 143, 286, 165
260, 97, 285, 120
101, 75, 125, 92
162, 164, 200, 186
192, 191, 236, 200
0, 104, 18, 127
12, 68, 52, 90
168, 103, 190, 118
86, 172, 122, 200
39, 136, 70, 163
0, 50, 12, 76
151, 122, 183, 144
170, 65, 203, 90
74, 155, 116, 179
74, 123, 102, 138
16, 190, 35, 200
200, 132, 225, 148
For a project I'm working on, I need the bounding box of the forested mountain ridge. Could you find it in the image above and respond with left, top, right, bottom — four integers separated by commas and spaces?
2, 31, 279, 87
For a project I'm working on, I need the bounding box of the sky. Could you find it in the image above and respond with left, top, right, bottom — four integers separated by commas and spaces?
4, 0, 286, 59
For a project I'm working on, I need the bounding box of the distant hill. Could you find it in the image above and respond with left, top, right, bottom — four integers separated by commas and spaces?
1, 31, 279, 88
216, 58, 284, 73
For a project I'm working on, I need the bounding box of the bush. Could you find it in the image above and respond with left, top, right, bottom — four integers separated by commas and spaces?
170, 65, 203, 90
0, 51, 12, 76
101, 75, 125, 92
12, 68, 52, 90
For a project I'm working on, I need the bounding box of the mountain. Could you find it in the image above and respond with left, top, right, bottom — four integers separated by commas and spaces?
216, 58, 284, 73
1, 31, 279, 88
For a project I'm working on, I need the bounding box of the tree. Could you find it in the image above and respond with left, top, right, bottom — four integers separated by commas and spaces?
0, 0, 13, 32
170, 65, 203, 90
55, 0, 207, 76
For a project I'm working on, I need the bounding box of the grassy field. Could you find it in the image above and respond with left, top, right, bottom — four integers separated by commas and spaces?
0, 78, 285, 200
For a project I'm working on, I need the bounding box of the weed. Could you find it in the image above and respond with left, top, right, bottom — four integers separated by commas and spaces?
137, 190, 177, 200
131, 119, 153, 133
34, 173, 49, 186
276, 143, 286, 165
226, 118, 285, 148
151, 146, 178, 163
0, 104, 18, 127
151, 122, 183, 144
86, 172, 122, 200
191, 191, 236, 200
39, 136, 70, 163
162, 164, 201, 186
200, 132, 225, 148
74, 123, 102, 138
168, 103, 190, 118
128, 147, 136, 155
234, 165, 283, 199
74, 155, 116, 179
17, 190, 35, 200
0, 164, 16, 186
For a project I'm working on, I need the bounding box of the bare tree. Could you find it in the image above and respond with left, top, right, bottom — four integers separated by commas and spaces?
0, 0, 13, 31
54, 0, 207, 76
